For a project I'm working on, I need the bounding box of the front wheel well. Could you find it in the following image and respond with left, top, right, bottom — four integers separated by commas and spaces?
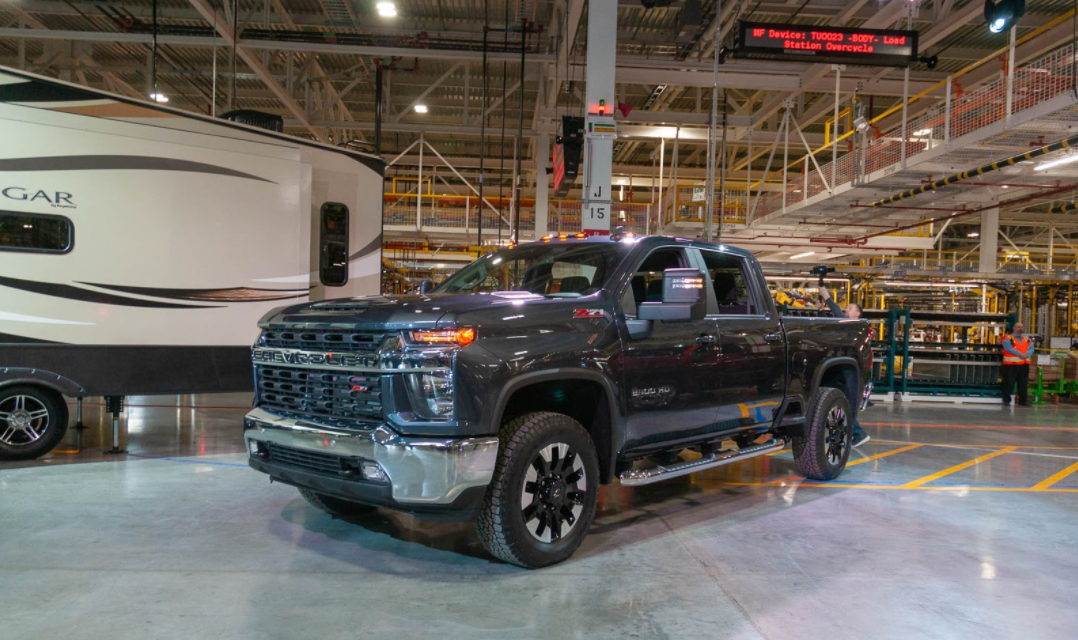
499, 378, 614, 483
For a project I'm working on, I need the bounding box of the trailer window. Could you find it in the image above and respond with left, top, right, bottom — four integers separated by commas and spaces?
319, 203, 349, 287
0, 211, 73, 254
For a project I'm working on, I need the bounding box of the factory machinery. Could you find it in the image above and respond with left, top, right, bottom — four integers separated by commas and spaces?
864, 309, 1016, 399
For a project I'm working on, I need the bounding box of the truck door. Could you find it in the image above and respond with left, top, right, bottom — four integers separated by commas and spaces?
697, 248, 786, 431
616, 245, 724, 451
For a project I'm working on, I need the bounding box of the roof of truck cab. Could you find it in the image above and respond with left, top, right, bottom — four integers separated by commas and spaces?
517, 234, 755, 259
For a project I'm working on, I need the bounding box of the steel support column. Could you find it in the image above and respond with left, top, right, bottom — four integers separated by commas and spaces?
535, 133, 550, 236
979, 207, 999, 274
581, 0, 616, 235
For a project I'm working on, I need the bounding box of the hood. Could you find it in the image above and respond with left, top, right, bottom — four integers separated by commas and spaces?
258, 291, 554, 329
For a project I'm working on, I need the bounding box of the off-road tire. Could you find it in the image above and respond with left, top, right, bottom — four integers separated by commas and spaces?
0, 385, 68, 461
298, 488, 378, 516
475, 411, 600, 569
792, 387, 852, 481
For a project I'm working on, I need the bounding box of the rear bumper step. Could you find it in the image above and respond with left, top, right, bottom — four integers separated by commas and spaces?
618, 438, 787, 486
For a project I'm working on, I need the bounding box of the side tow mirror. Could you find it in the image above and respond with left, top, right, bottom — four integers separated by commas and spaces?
417, 278, 435, 294
637, 268, 707, 323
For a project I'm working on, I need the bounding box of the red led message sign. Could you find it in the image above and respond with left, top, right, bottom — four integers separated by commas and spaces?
736, 21, 918, 67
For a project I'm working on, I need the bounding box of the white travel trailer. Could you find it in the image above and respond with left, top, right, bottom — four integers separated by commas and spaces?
0, 66, 384, 460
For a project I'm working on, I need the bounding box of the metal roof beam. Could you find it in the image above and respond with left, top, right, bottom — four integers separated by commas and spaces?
0, 0, 142, 99
185, 0, 322, 141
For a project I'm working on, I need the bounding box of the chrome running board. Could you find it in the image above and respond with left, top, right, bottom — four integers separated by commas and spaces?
618, 438, 787, 487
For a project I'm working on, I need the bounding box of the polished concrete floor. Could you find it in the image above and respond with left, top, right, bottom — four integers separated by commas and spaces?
3, 395, 1078, 639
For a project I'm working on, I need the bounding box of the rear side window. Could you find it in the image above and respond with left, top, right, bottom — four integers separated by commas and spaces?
700, 250, 758, 315
0, 211, 73, 254
319, 202, 349, 286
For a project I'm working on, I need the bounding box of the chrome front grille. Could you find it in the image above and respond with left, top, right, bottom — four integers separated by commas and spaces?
261, 328, 386, 354
257, 365, 382, 425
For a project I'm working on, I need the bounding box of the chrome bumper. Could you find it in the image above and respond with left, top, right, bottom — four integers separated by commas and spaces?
243, 407, 499, 506
860, 382, 874, 412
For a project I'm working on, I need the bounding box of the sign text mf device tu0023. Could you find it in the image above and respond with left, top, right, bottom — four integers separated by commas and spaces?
736, 21, 918, 67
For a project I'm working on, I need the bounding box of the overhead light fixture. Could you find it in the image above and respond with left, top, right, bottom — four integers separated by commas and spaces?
984, 0, 1026, 34
414, 104, 428, 114
1035, 153, 1078, 171
968, 231, 980, 238
913, 128, 932, 136
790, 251, 815, 259
376, 1, 397, 17
148, 92, 168, 103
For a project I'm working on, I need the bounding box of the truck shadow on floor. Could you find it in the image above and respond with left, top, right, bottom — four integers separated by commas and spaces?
269, 461, 840, 575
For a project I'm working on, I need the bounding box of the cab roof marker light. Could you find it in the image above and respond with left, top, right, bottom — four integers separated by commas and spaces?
541, 235, 551, 242
575, 232, 587, 238
558, 233, 568, 240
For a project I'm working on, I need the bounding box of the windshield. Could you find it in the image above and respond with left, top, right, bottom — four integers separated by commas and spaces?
434, 243, 625, 297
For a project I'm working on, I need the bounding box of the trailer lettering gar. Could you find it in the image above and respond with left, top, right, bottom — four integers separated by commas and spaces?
0, 65, 386, 461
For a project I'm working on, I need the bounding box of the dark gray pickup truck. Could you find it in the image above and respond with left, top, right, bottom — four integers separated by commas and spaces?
243, 234, 872, 567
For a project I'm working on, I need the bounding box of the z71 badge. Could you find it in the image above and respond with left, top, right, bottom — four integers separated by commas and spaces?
573, 309, 605, 319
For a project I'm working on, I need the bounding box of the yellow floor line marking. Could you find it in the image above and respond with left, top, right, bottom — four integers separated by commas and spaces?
721, 481, 1078, 493
870, 440, 1078, 451
1032, 460, 1078, 490
761, 444, 925, 485
901, 447, 1017, 489
847, 443, 923, 467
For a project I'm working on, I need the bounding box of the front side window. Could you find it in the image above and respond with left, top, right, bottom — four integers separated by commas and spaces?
0, 211, 73, 253
619, 247, 689, 316
435, 243, 625, 296
700, 250, 758, 315
319, 203, 349, 286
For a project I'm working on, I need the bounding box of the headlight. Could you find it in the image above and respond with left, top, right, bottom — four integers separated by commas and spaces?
403, 371, 455, 420
378, 329, 474, 421
408, 328, 476, 348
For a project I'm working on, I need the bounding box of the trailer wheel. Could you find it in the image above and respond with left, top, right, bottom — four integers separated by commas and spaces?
475, 411, 600, 569
298, 488, 378, 517
0, 385, 68, 461
792, 387, 852, 481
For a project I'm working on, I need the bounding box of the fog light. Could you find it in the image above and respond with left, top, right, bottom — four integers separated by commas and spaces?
248, 440, 264, 457
361, 461, 388, 482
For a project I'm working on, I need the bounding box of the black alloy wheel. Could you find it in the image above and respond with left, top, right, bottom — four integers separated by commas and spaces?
792, 386, 852, 480
476, 411, 600, 568
520, 442, 588, 543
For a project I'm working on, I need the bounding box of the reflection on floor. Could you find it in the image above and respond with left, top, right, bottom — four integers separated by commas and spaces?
3, 397, 1078, 639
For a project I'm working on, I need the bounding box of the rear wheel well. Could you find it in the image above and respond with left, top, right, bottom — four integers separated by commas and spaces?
499, 379, 613, 483
819, 364, 859, 416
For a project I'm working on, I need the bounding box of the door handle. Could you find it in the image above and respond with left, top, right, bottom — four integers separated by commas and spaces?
695, 334, 717, 345
764, 333, 782, 343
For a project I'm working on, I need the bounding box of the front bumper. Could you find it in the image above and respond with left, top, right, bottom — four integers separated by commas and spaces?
243, 407, 499, 516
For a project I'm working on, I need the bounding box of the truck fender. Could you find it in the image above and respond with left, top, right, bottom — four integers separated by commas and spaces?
490, 368, 624, 484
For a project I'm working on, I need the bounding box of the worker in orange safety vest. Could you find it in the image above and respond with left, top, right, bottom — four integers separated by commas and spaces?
1000, 322, 1035, 406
